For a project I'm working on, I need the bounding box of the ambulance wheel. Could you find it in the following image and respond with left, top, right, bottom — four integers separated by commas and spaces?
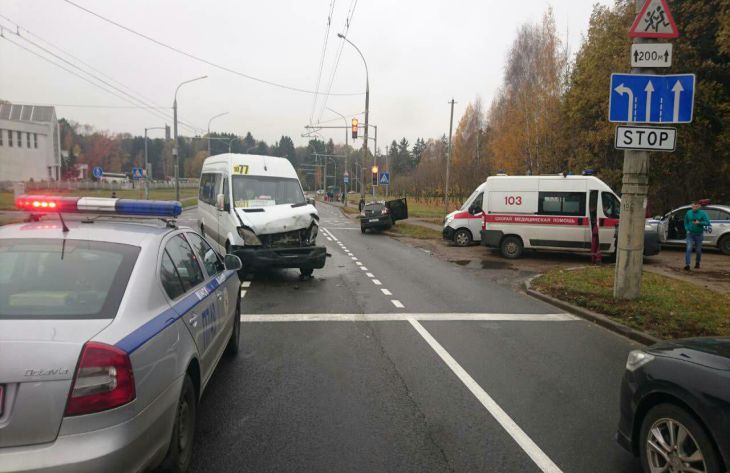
500, 236, 523, 259
454, 229, 472, 247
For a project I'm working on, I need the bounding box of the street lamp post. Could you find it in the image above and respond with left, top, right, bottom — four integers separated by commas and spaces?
338, 33, 369, 201
173, 75, 207, 201
144, 126, 166, 200
207, 111, 229, 156
326, 107, 349, 202
229, 137, 242, 153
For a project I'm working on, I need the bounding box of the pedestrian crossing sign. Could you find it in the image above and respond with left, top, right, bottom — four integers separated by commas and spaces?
379, 172, 390, 185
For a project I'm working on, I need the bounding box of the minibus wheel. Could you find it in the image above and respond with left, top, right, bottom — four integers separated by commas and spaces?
500, 236, 523, 259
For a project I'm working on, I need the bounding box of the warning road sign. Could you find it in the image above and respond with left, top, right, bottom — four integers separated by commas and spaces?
630, 0, 678, 39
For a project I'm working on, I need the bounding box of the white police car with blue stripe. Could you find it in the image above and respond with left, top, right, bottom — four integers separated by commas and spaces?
0, 195, 242, 473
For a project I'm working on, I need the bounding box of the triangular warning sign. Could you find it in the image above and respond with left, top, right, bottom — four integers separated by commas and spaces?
630, 0, 678, 38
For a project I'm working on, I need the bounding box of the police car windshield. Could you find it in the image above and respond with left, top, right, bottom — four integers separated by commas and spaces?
232, 175, 305, 208
0, 239, 139, 320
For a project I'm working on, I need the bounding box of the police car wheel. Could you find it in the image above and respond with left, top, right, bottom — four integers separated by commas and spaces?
160, 375, 196, 473
500, 236, 523, 259
454, 229, 472, 247
719, 235, 730, 255
225, 297, 241, 356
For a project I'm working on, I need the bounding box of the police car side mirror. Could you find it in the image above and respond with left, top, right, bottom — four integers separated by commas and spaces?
223, 254, 243, 271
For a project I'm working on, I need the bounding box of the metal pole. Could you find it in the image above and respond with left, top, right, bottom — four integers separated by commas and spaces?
613, 0, 652, 300
326, 107, 348, 201
144, 128, 149, 200
207, 112, 228, 156
445, 98, 456, 211
173, 99, 179, 201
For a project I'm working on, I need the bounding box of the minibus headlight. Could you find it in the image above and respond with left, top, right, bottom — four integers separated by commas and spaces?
237, 227, 262, 246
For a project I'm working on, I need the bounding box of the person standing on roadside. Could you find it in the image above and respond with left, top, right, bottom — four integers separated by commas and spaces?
684, 201, 710, 271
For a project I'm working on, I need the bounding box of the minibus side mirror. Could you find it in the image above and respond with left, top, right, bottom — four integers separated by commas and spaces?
307, 197, 316, 206
216, 193, 230, 212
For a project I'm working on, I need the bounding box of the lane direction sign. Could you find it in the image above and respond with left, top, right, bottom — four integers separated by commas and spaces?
92, 166, 103, 178
631, 43, 672, 68
379, 172, 390, 185
630, 0, 678, 39
609, 73, 695, 124
615, 126, 676, 152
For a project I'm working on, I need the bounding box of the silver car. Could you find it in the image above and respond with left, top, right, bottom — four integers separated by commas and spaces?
647, 204, 730, 255
0, 216, 242, 472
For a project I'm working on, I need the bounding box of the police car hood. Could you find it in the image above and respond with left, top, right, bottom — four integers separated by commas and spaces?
235, 203, 318, 235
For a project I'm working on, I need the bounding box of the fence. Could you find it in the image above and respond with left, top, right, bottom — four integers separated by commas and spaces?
21, 180, 199, 192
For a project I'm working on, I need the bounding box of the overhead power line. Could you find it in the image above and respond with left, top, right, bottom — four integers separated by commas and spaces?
309, 0, 337, 124
0, 34, 201, 133
62, 0, 364, 97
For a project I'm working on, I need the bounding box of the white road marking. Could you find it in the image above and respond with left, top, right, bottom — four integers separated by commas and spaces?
372, 279, 382, 285
360, 266, 368, 271
391, 300, 405, 308
241, 281, 251, 288
240, 290, 247, 298
326, 237, 332, 241
408, 318, 563, 472
381, 288, 392, 295
366, 272, 374, 278
241, 313, 576, 322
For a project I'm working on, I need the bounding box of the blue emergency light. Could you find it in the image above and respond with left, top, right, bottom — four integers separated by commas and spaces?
16, 195, 182, 217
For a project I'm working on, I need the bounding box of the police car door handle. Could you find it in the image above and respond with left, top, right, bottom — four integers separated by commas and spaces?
188, 314, 199, 328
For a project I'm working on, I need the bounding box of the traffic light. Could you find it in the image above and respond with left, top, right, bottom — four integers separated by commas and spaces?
351, 118, 359, 139
165, 124, 171, 140
371, 165, 379, 186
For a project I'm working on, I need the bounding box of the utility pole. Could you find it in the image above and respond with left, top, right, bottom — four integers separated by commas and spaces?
613, 0, 653, 300
445, 98, 456, 211
172, 75, 207, 202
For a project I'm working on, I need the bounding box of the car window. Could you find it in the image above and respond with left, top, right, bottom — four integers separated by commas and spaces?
601, 192, 620, 219
472, 193, 483, 211
0, 239, 139, 320
165, 234, 205, 291
186, 233, 224, 277
160, 250, 185, 300
538, 192, 586, 216
705, 209, 730, 221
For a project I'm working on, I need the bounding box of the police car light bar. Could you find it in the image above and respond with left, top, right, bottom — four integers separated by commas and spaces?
16, 195, 182, 217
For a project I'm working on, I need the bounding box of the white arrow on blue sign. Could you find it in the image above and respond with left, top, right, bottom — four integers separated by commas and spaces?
379, 172, 390, 185
609, 73, 695, 124
92, 166, 103, 178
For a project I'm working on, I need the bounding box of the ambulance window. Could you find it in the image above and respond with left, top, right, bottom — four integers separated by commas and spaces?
471, 193, 483, 212
601, 193, 620, 219
538, 192, 586, 216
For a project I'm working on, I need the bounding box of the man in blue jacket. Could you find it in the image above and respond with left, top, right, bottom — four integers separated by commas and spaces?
684, 201, 711, 271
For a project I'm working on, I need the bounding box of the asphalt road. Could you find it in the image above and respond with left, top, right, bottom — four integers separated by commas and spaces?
182, 203, 644, 473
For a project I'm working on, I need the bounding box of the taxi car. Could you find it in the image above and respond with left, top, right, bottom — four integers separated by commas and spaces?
0, 195, 242, 473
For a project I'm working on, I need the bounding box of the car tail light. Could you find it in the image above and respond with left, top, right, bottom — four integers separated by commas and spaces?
65, 342, 136, 416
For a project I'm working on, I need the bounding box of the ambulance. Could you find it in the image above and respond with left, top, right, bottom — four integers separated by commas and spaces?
442, 173, 661, 258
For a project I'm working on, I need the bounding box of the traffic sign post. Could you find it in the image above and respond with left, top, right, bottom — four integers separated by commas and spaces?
609, 73, 695, 123
614, 0, 681, 300
631, 43, 672, 68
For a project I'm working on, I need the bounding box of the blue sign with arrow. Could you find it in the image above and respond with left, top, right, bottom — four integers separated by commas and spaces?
92, 166, 103, 178
379, 172, 390, 185
609, 73, 695, 124
131, 168, 144, 180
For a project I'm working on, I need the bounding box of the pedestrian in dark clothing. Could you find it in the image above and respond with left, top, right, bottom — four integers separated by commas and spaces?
684, 201, 710, 271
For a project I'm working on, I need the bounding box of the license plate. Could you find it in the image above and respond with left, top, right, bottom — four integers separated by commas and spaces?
0, 385, 4, 416
369, 219, 379, 222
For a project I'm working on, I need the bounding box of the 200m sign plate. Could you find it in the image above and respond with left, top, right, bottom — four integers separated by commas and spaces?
615, 125, 676, 152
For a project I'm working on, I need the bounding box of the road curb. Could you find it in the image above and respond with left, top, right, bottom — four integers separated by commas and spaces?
524, 275, 662, 346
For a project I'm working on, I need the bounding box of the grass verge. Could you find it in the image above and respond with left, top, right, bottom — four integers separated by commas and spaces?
532, 266, 730, 339
388, 222, 442, 240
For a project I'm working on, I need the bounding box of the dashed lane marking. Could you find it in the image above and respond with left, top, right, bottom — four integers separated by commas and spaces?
241, 313, 576, 322
391, 300, 405, 308
366, 273, 374, 278
360, 266, 368, 271
372, 279, 382, 285
241, 281, 251, 288
381, 289, 392, 296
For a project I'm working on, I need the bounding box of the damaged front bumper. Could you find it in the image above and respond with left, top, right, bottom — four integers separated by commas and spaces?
231, 244, 327, 270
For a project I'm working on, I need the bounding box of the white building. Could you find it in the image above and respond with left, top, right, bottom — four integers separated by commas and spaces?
0, 102, 61, 182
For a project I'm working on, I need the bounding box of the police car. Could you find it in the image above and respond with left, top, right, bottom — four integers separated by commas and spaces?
0, 195, 242, 472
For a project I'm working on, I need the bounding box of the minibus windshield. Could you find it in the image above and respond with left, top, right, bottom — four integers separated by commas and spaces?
232, 175, 305, 208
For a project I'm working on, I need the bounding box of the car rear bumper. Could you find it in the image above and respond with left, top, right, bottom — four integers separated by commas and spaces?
361, 216, 392, 230
232, 245, 326, 270
0, 376, 181, 473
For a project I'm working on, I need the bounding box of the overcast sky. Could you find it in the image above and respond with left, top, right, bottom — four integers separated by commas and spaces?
1, 0, 612, 150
